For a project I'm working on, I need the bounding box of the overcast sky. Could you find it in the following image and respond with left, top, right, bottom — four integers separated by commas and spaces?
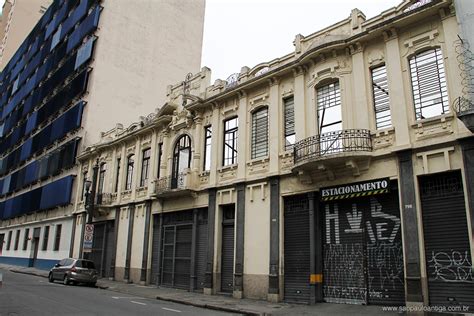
202, 0, 401, 81
1, 0, 403, 80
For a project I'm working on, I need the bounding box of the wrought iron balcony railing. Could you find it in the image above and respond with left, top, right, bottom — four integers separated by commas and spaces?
454, 96, 474, 114
293, 129, 372, 164
155, 172, 186, 194
96, 192, 113, 206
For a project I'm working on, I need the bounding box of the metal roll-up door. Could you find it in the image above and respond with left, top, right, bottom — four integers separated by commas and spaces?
196, 209, 208, 291
103, 221, 115, 278
323, 199, 366, 305
366, 191, 405, 306
174, 224, 192, 289
284, 195, 310, 303
420, 172, 474, 309
90, 223, 105, 276
221, 223, 234, 293
151, 215, 161, 285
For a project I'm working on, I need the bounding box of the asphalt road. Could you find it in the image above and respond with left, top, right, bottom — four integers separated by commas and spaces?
0, 269, 241, 316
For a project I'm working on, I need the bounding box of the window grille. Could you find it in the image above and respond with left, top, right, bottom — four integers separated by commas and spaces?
284, 97, 295, 151
409, 48, 449, 120
251, 108, 269, 159
223, 117, 238, 166
371, 65, 391, 129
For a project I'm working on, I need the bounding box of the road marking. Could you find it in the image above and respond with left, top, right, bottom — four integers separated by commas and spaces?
130, 301, 147, 306
111, 296, 146, 300
162, 307, 182, 313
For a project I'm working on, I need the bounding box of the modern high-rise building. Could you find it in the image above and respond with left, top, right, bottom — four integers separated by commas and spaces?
0, 0, 205, 269
0, 0, 53, 71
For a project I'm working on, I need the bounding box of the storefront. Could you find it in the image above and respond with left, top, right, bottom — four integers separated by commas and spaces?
283, 178, 405, 306
151, 208, 208, 291
89, 220, 115, 278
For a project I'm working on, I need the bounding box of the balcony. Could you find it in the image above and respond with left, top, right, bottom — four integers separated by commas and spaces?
454, 96, 474, 133
153, 171, 197, 198
293, 129, 373, 176
96, 192, 114, 206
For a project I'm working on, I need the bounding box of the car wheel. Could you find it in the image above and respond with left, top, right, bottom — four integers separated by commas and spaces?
89, 282, 96, 287
63, 275, 69, 285
48, 273, 54, 283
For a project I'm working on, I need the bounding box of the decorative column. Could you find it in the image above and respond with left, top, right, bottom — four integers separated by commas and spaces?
237, 91, 248, 179
460, 138, 474, 250
204, 188, 217, 294
124, 203, 135, 283
397, 150, 423, 303
350, 42, 370, 129
384, 29, 410, 148
234, 182, 246, 298
268, 176, 280, 302
140, 201, 152, 284
190, 208, 199, 291
161, 129, 171, 178
268, 77, 280, 173
208, 104, 220, 186
308, 192, 317, 305
293, 66, 306, 141
110, 207, 120, 280
193, 113, 204, 171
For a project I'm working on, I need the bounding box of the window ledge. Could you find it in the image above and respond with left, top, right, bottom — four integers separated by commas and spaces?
121, 190, 132, 196
247, 157, 269, 166
279, 151, 293, 158
372, 126, 395, 137
411, 113, 454, 128
218, 164, 238, 173
199, 170, 210, 177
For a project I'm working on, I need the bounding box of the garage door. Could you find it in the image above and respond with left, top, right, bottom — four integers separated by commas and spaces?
420, 171, 474, 309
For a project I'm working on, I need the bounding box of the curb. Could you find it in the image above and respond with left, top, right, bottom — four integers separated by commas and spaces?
155, 295, 266, 316
10, 269, 48, 279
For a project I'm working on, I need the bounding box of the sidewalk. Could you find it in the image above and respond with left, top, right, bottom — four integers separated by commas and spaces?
0, 263, 442, 315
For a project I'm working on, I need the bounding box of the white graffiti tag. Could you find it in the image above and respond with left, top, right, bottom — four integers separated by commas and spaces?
428, 250, 474, 283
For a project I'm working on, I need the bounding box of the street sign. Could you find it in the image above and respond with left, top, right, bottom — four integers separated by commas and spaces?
83, 224, 94, 253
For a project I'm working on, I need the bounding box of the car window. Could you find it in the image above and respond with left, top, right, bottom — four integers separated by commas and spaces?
64, 259, 74, 266
58, 259, 66, 266
76, 260, 95, 269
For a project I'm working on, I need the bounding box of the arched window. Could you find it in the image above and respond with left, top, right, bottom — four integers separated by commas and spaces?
172, 135, 191, 188
251, 107, 268, 159
125, 155, 134, 190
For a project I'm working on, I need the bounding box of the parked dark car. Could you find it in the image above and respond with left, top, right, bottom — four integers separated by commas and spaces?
48, 258, 97, 286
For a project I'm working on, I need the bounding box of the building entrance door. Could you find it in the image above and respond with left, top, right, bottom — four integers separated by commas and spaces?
90, 221, 115, 278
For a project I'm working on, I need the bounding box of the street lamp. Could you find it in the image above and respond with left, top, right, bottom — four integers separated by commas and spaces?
84, 160, 99, 224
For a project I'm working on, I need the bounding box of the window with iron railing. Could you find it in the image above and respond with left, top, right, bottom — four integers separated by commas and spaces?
251, 108, 269, 159
223, 117, 238, 166
6, 231, 12, 250
284, 97, 295, 151
409, 48, 449, 120
371, 65, 391, 129
157, 143, 163, 179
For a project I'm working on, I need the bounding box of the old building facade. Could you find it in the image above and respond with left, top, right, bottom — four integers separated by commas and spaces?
72, 0, 474, 308
0, 0, 205, 269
